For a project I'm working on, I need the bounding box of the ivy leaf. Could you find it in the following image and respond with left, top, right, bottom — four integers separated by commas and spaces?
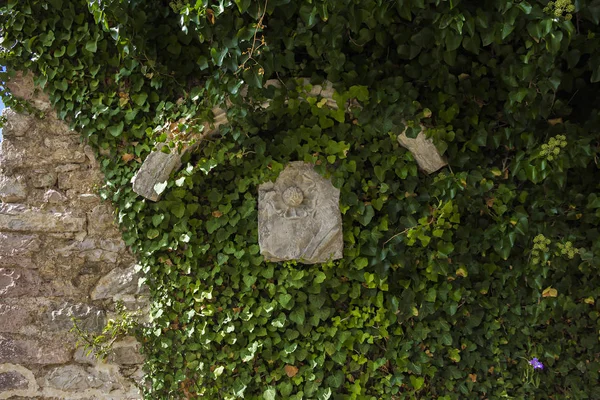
132, 92, 148, 106
542, 287, 558, 298
85, 38, 98, 53
410, 375, 424, 390
108, 121, 124, 137
154, 181, 168, 195
263, 387, 276, 400
290, 309, 305, 325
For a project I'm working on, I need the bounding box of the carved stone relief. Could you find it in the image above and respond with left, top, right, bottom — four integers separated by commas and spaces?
258, 162, 343, 264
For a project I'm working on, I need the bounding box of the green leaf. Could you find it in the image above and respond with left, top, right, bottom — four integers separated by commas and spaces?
172, 202, 186, 218
546, 31, 563, 54
410, 376, 424, 390
263, 387, 277, 400
85, 39, 97, 53
355, 257, 369, 270
132, 92, 148, 106
290, 308, 305, 325
108, 122, 124, 137
147, 229, 160, 239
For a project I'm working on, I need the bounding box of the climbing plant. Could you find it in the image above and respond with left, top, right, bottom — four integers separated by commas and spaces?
2, 0, 600, 398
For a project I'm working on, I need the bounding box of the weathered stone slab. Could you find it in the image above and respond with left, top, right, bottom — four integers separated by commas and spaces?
107, 337, 144, 365
132, 108, 228, 201
0, 204, 86, 233
43, 365, 107, 391
0, 335, 71, 364
258, 162, 343, 264
0, 268, 42, 298
91, 265, 143, 300
131, 149, 181, 202
86, 204, 116, 237
0, 233, 40, 269
43, 302, 105, 333
0, 371, 29, 391
0, 303, 32, 334
398, 126, 447, 174
0, 176, 27, 203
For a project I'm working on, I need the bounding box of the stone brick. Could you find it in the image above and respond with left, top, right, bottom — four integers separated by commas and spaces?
0, 176, 27, 203
0, 204, 86, 233
0, 233, 40, 269
0, 335, 71, 364
91, 266, 143, 300
107, 337, 144, 365
31, 170, 58, 188
87, 204, 117, 237
0, 303, 32, 334
0, 370, 29, 391
0, 268, 42, 298
43, 302, 105, 333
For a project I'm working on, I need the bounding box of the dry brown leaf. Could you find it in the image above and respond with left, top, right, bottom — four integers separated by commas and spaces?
548, 118, 563, 126
212, 210, 223, 218
122, 153, 135, 163
468, 373, 477, 382
284, 365, 299, 378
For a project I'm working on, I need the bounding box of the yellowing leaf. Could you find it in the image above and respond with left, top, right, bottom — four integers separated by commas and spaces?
284, 365, 298, 377
468, 373, 477, 382
542, 287, 558, 298
584, 297, 595, 305
455, 266, 468, 278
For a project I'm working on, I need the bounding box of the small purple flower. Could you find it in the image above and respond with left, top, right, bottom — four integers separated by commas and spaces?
529, 358, 544, 370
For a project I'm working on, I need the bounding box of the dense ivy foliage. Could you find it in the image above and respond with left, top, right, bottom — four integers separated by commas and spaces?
2, 0, 600, 398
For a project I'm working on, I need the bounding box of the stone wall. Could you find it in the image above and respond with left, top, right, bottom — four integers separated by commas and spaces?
0, 73, 146, 399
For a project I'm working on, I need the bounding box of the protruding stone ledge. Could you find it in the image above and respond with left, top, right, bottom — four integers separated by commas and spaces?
0, 204, 86, 233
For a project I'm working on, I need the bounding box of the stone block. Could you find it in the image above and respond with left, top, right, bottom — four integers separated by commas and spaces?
0, 176, 27, 203
131, 150, 181, 202
0, 108, 34, 138
398, 126, 447, 174
91, 265, 143, 300
43, 302, 106, 333
43, 365, 107, 391
0, 335, 71, 364
31, 170, 58, 188
0, 371, 29, 391
0, 204, 86, 232
43, 189, 66, 204
6, 71, 52, 111
258, 162, 343, 264
0, 303, 32, 334
107, 337, 144, 365
86, 204, 116, 237
0, 233, 40, 269
0, 268, 42, 298
58, 169, 97, 192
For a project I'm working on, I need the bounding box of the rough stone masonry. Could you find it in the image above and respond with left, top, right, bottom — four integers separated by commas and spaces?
0, 72, 147, 399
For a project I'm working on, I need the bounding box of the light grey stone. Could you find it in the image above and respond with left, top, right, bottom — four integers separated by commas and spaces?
131, 149, 181, 202
0, 370, 29, 391
0, 108, 34, 138
44, 302, 105, 333
44, 365, 106, 391
43, 189, 66, 204
91, 266, 142, 300
0, 204, 86, 232
398, 126, 447, 174
258, 162, 343, 264
0, 303, 32, 333
0, 176, 27, 203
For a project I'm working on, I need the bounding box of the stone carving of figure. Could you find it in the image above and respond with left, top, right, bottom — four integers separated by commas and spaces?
258, 162, 343, 264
